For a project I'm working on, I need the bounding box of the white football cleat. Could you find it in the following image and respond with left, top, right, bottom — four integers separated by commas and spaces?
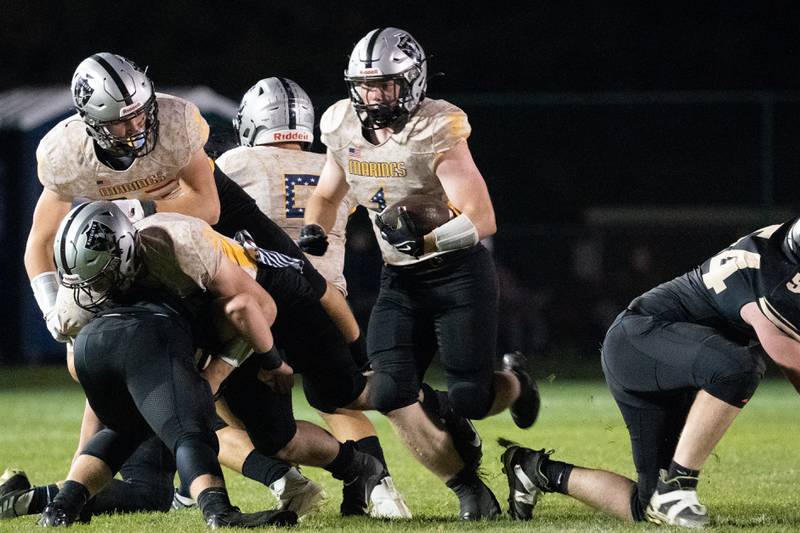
646, 470, 708, 529
170, 488, 197, 511
369, 476, 412, 519
270, 467, 328, 519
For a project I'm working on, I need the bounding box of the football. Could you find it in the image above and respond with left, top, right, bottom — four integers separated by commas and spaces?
379, 194, 453, 236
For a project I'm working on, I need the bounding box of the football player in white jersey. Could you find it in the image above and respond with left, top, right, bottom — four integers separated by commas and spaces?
13, 53, 322, 520
303, 28, 541, 520
46, 202, 391, 521
26, 52, 220, 343
216, 77, 410, 519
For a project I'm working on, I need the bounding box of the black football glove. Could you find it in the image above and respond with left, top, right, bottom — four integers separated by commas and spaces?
298, 224, 328, 256
375, 207, 425, 257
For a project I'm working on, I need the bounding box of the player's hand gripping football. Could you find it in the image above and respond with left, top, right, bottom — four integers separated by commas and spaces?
298, 224, 329, 256
375, 207, 424, 257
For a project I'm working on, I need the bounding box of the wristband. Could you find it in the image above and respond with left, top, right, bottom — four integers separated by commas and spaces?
431, 213, 479, 252
31, 271, 60, 316
258, 346, 283, 370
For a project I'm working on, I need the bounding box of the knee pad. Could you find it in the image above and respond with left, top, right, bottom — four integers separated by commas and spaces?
705, 353, 766, 408
248, 419, 297, 456
82, 428, 139, 475
448, 381, 493, 420
368, 370, 418, 414
303, 371, 366, 414
174, 435, 223, 489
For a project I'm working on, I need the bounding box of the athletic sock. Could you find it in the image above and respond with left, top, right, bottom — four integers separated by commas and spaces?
16, 484, 56, 515
445, 467, 480, 495
196, 487, 233, 521
665, 461, 700, 490
541, 458, 574, 494
324, 440, 357, 481
51, 481, 89, 517
355, 436, 388, 471
242, 451, 291, 487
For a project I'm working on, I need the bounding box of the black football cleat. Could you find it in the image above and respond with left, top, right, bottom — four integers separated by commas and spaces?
340, 450, 388, 516
502, 351, 541, 429
447, 473, 500, 521
206, 508, 297, 529
38, 503, 77, 527
499, 438, 553, 520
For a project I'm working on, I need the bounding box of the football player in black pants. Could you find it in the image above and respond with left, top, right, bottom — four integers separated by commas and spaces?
40, 293, 296, 528
501, 219, 800, 528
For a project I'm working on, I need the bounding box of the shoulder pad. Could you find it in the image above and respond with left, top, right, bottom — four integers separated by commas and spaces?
320, 99, 352, 136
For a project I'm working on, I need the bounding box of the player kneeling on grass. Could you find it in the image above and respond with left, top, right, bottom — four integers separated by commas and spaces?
500, 219, 800, 528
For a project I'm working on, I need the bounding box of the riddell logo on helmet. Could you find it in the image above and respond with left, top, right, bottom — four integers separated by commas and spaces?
119, 102, 143, 117
273, 131, 311, 142
359, 68, 381, 75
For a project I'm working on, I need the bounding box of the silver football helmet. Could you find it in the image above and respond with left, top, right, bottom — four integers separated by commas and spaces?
54, 201, 139, 311
71, 52, 159, 158
233, 77, 314, 147
345, 27, 427, 129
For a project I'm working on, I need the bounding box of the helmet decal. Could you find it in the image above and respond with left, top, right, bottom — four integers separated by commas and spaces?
73, 75, 94, 108
83, 221, 116, 252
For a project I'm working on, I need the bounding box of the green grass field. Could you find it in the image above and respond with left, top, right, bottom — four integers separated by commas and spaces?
0, 366, 798, 532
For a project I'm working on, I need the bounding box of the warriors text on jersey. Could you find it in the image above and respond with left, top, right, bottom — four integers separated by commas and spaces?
37, 94, 209, 200
320, 97, 470, 266
216, 145, 351, 294
56, 212, 256, 338
630, 220, 800, 342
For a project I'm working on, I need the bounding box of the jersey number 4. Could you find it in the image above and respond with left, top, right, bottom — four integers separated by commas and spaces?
702, 250, 761, 294
701, 226, 779, 294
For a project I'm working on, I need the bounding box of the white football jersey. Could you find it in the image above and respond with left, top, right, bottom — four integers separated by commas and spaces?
217, 145, 353, 295
320, 97, 470, 266
37, 94, 209, 201
56, 212, 257, 338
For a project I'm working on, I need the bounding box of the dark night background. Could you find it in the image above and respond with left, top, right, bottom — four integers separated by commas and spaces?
1, 1, 799, 363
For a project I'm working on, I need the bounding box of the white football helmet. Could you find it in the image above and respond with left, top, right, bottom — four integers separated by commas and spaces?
345, 27, 427, 129
54, 201, 139, 310
233, 77, 314, 147
71, 52, 159, 157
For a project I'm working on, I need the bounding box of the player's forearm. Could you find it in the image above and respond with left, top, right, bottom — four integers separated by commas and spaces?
223, 293, 275, 353
759, 335, 800, 394
24, 234, 56, 280
458, 203, 496, 240
304, 193, 340, 232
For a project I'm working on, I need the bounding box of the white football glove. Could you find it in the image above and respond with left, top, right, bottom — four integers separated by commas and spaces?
31, 272, 68, 343
45, 309, 69, 343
